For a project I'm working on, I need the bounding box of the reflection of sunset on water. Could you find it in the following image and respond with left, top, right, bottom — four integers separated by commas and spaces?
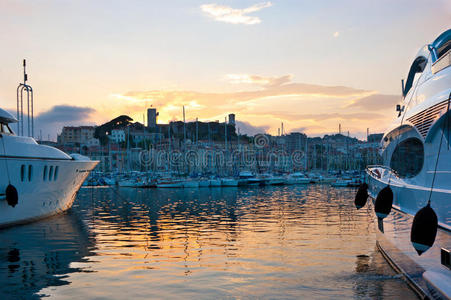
27, 186, 417, 298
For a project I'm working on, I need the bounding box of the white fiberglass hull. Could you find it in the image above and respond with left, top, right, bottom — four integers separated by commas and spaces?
367, 171, 451, 299
267, 178, 285, 185
209, 179, 222, 187
221, 179, 238, 187
183, 181, 199, 188
157, 181, 183, 188
198, 180, 210, 187
0, 158, 98, 228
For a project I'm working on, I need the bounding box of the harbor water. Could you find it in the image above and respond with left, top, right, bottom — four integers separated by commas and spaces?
0, 185, 417, 299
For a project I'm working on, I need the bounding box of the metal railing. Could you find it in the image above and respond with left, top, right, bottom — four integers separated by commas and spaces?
16, 59, 34, 137
365, 164, 400, 180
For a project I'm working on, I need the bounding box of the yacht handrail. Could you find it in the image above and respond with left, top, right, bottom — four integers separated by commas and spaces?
365, 164, 400, 179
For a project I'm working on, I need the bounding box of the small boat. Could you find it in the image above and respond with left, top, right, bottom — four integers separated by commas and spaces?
118, 177, 150, 188
209, 178, 222, 187
331, 179, 351, 187
198, 179, 210, 187
238, 171, 261, 186
103, 177, 116, 186
221, 178, 238, 187
319, 176, 336, 183
156, 179, 184, 188
286, 172, 310, 185
267, 176, 285, 186
183, 180, 199, 188
258, 174, 285, 186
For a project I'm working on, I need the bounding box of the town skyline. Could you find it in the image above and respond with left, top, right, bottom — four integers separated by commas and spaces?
1, 0, 449, 140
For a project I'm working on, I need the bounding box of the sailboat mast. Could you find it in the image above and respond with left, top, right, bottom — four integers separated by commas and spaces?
224, 116, 228, 151
183, 106, 186, 147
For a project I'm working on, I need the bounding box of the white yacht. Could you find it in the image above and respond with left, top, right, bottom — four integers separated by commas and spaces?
0, 108, 98, 228
156, 178, 184, 188
365, 29, 451, 299
286, 172, 310, 185
238, 171, 261, 186
221, 178, 239, 187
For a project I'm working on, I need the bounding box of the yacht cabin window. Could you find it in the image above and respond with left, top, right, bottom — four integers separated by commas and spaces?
390, 138, 424, 178
403, 56, 428, 97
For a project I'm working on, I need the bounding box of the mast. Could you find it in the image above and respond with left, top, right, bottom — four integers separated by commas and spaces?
17, 59, 34, 137
127, 126, 131, 171
196, 117, 198, 145
224, 116, 228, 151
208, 122, 211, 145
183, 106, 186, 148
305, 137, 308, 171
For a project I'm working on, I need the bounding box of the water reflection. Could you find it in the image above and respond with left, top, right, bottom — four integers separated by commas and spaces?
1, 185, 417, 299
0, 211, 95, 299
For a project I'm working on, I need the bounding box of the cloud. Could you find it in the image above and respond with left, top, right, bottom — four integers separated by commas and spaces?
36, 105, 95, 124
200, 2, 272, 25
121, 80, 367, 109
226, 74, 292, 87
30, 105, 96, 140
111, 74, 396, 139
282, 112, 386, 122
235, 120, 269, 135
347, 94, 401, 110
291, 127, 307, 133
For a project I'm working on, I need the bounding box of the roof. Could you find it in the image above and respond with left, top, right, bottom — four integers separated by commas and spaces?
0, 108, 18, 123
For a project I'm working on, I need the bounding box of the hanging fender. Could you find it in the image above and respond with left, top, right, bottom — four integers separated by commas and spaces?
375, 185, 393, 219
6, 184, 18, 207
354, 183, 368, 209
411, 203, 438, 255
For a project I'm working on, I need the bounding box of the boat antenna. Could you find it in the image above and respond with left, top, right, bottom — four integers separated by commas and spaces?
16, 59, 34, 137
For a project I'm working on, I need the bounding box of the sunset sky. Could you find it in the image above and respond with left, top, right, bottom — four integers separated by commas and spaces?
0, 0, 450, 140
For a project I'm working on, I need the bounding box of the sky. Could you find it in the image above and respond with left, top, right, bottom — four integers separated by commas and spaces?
0, 0, 450, 140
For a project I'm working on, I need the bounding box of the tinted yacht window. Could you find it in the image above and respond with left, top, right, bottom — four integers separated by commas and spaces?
403, 56, 427, 97
390, 138, 424, 178
0, 123, 13, 134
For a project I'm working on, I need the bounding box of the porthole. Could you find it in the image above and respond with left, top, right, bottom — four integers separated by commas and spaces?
49, 166, 54, 181
54, 166, 59, 181
28, 165, 33, 181
43, 166, 48, 181
390, 138, 424, 178
20, 165, 25, 182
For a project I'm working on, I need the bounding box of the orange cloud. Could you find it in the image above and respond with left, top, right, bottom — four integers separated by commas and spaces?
110, 76, 396, 137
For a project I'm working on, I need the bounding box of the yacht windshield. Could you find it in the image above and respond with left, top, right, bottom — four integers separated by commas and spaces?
0, 123, 14, 135
403, 56, 427, 97
431, 29, 451, 62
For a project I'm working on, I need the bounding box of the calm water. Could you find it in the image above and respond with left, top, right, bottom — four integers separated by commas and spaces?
0, 185, 417, 299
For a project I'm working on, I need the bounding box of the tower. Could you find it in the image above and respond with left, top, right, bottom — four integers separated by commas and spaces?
228, 113, 235, 125
147, 108, 158, 128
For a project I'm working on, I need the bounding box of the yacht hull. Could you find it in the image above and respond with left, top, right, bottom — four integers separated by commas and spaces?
0, 158, 98, 228
367, 172, 451, 299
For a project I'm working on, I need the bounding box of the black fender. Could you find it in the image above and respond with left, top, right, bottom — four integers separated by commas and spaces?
6, 184, 18, 207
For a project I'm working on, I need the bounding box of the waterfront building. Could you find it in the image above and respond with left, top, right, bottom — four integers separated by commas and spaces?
57, 126, 99, 146
109, 129, 126, 143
